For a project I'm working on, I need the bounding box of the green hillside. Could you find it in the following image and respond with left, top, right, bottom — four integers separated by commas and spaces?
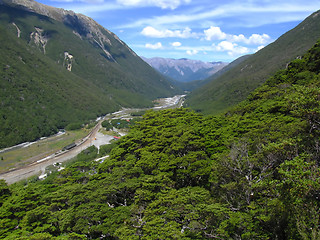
1, 39, 320, 239
0, 2, 179, 148
185, 9, 320, 114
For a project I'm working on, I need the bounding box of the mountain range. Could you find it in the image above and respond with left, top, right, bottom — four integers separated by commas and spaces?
1, 2, 320, 238
1, 0, 320, 149
0, 0, 179, 148
185, 9, 320, 114
142, 57, 228, 83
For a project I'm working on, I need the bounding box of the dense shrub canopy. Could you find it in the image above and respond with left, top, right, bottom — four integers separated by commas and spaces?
1, 37, 320, 240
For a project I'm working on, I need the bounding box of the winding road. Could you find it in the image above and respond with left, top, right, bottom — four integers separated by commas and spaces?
0, 95, 185, 184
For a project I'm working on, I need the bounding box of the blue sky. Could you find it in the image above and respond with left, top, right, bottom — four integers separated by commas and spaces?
36, 0, 319, 62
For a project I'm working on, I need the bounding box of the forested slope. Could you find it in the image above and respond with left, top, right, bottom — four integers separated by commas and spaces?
185, 9, 320, 114
0, 1, 179, 148
1, 40, 320, 239
0, 22, 117, 148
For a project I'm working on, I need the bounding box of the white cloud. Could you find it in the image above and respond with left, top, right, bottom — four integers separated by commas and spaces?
145, 42, 163, 49
143, 25, 268, 46
141, 26, 197, 38
231, 33, 270, 45
203, 26, 271, 46
216, 41, 234, 51
120, 1, 317, 29
83, 0, 104, 3
117, 0, 191, 10
65, 3, 124, 14
204, 26, 227, 41
215, 41, 249, 57
186, 49, 199, 56
171, 42, 182, 47
256, 45, 265, 52
229, 34, 246, 43
249, 34, 270, 45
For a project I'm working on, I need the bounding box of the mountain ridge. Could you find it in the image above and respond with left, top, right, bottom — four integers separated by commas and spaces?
142, 56, 228, 82
185, 9, 320, 114
1, 0, 139, 61
0, 0, 179, 148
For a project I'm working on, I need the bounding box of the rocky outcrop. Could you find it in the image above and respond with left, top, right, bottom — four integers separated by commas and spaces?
2, 0, 127, 61
12, 22, 21, 38
63, 52, 73, 71
29, 27, 49, 53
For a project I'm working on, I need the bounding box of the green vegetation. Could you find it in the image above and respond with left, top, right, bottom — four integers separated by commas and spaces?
110, 119, 132, 129
1, 40, 320, 239
65, 123, 83, 131
101, 120, 113, 131
0, 4, 179, 149
185, 10, 320, 115
130, 110, 146, 116
102, 118, 140, 130
98, 142, 118, 156
0, 129, 89, 172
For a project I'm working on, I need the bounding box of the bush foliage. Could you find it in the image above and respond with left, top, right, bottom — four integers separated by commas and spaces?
2, 39, 320, 239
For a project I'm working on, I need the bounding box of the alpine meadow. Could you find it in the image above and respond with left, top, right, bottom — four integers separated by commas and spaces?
0, 0, 320, 239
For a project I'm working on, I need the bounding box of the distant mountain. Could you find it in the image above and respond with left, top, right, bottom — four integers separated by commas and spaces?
185, 9, 320, 114
142, 57, 228, 82
0, 0, 180, 148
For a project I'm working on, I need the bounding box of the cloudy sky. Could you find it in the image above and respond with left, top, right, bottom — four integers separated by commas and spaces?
37, 0, 319, 62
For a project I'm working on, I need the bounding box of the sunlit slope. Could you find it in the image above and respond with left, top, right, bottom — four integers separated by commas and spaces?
0, 2, 179, 148
185, 10, 320, 114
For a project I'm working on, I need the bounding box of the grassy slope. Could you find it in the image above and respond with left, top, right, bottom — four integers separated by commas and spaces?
185, 10, 320, 114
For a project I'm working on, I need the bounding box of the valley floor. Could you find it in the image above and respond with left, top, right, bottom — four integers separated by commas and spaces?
0, 95, 185, 184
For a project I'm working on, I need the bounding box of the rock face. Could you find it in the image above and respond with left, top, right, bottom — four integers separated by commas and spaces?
11, 22, 21, 37
63, 52, 73, 71
142, 57, 228, 82
2, 0, 120, 59
30, 27, 49, 53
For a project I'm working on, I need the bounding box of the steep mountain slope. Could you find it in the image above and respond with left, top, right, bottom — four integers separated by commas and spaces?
0, 23, 115, 148
142, 57, 228, 82
2, 39, 320, 239
0, 0, 179, 148
185, 9, 320, 114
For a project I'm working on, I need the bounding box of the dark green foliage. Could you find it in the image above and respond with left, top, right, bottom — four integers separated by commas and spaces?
104, 118, 140, 129
110, 119, 131, 129
1, 92, 320, 239
1, 29, 320, 240
98, 142, 118, 156
0, 180, 10, 206
101, 120, 113, 131
130, 110, 146, 116
186, 10, 320, 114
65, 123, 83, 131
0, 3, 180, 148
